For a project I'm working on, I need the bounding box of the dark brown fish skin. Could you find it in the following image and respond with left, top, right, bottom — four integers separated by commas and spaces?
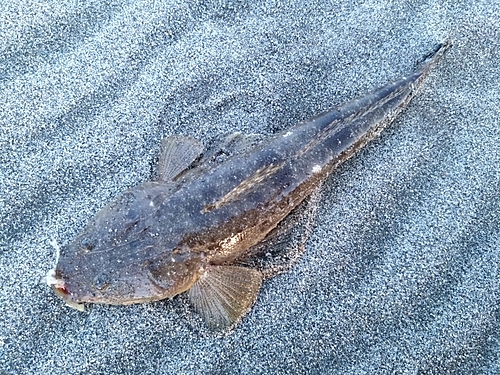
48, 43, 449, 312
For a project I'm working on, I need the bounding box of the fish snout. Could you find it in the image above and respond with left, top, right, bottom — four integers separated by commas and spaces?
44, 267, 85, 311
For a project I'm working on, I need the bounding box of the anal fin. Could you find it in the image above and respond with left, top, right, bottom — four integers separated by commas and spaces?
237, 180, 323, 278
187, 265, 262, 330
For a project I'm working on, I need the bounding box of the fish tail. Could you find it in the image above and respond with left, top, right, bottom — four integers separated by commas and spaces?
294, 42, 451, 162
419, 40, 452, 72
412, 40, 452, 88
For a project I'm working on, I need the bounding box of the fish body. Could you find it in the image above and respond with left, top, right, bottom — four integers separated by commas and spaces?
46, 43, 450, 329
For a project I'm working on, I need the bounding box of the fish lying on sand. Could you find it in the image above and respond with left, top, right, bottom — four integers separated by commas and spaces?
45, 42, 450, 329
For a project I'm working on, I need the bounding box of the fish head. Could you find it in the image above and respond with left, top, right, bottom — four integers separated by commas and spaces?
46, 230, 204, 310
45, 182, 204, 309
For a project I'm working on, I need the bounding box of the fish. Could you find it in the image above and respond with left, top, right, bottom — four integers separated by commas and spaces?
45, 42, 450, 330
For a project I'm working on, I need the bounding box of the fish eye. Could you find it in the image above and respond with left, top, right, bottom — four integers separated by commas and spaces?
93, 274, 110, 291
80, 240, 95, 253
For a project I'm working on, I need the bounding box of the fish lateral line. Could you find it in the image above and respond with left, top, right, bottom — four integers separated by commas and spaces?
203, 162, 285, 213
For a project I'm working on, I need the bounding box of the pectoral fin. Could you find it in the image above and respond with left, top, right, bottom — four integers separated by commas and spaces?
188, 265, 262, 329
158, 135, 203, 181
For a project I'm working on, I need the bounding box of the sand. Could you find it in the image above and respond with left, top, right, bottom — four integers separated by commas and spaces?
1, 0, 499, 373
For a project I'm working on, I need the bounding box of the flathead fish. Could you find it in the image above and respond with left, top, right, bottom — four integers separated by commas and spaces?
45, 42, 450, 329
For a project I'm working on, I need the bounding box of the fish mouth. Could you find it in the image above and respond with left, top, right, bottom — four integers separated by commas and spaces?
51, 285, 86, 312
44, 239, 85, 310
44, 268, 85, 312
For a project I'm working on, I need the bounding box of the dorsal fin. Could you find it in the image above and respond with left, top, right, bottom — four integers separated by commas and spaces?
173, 132, 266, 185
188, 265, 262, 330
203, 132, 265, 163
157, 135, 203, 181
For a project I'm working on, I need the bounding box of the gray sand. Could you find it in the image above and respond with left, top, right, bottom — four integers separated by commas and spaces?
1, 1, 499, 374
